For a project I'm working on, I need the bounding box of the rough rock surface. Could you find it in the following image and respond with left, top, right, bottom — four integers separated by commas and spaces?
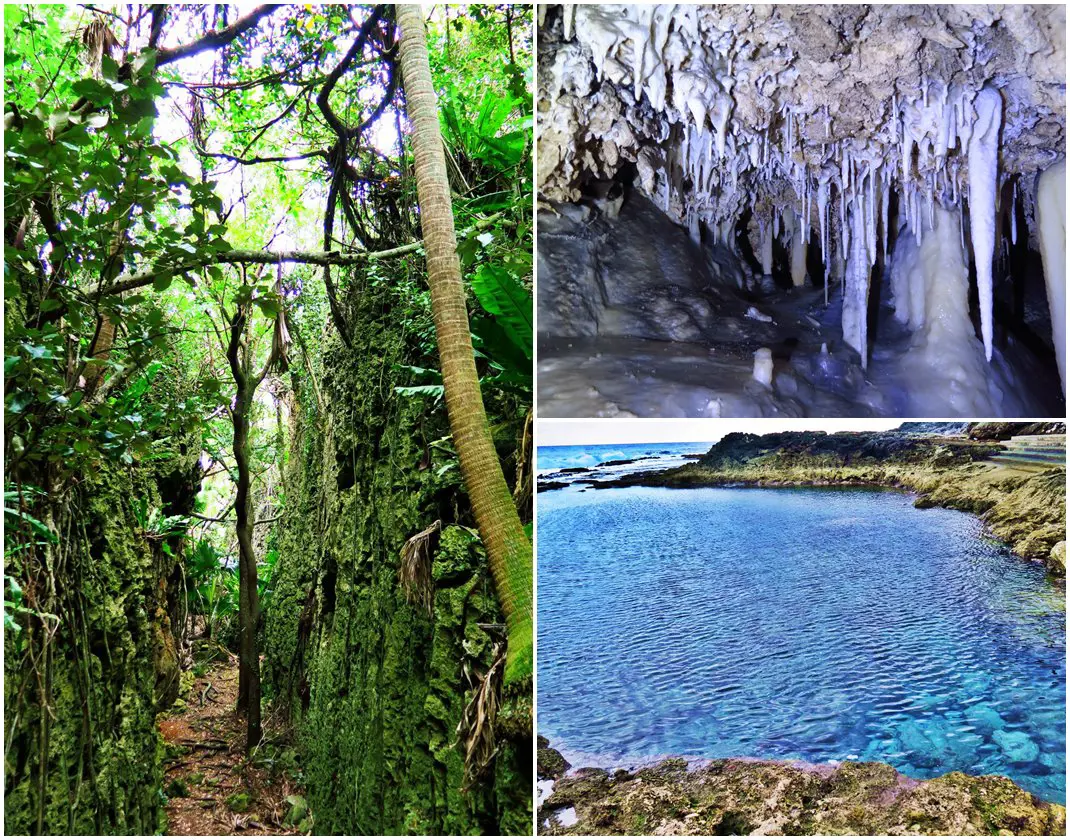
539, 735, 572, 780
538, 4, 1065, 230
538, 755, 1067, 836
261, 283, 530, 835
539, 192, 768, 341
966, 421, 1067, 440
4, 447, 200, 834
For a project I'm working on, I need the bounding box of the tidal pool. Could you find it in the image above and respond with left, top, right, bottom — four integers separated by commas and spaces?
537, 485, 1066, 804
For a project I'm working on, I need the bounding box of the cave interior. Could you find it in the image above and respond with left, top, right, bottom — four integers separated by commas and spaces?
536, 3, 1066, 418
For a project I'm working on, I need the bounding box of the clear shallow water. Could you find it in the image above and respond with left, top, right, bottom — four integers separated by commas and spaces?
537, 484, 1066, 804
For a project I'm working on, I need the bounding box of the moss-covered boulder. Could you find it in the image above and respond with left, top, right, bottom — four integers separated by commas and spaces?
538, 736, 571, 780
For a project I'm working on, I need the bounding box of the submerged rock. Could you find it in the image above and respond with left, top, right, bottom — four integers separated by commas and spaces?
538, 756, 1066, 836
993, 731, 1042, 765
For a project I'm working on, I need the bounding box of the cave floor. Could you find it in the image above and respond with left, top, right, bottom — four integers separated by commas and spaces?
538, 284, 1063, 419
159, 654, 307, 835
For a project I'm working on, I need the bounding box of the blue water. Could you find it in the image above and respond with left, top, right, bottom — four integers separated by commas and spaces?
537, 484, 1066, 804
537, 441, 711, 472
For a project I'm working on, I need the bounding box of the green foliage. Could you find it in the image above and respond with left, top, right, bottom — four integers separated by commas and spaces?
396, 10, 534, 409
183, 538, 238, 640
3, 4, 532, 832
440, 87, 530, 190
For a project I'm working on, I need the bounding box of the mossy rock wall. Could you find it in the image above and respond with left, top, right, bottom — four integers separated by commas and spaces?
4, 448, 198, 835
263, 287, 530, 835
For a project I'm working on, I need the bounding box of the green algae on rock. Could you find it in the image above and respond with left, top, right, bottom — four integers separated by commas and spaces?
538, 756, 1067, 836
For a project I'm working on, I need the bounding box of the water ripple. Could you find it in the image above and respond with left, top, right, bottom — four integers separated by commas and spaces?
537, 486, 1066, 804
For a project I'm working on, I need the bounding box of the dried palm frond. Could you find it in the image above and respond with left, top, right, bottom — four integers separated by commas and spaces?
189, 96, 206, 148
82, 19, 118, 78
456, 640, 506, 787
513, 410, 533, 520
399, 519, 440, 616
271, 261, 292, 374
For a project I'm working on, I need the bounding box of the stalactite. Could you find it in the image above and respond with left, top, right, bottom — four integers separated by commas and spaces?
1036, 159, 1066, 394
791, 209, 808, 288
842, 200, 871, 366
968, 87, 1003, 362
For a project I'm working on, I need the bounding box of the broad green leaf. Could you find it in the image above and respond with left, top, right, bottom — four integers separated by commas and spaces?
470, 264, 532, 356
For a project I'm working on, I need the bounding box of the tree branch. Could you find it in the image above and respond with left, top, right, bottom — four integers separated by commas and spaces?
316, 6, 386, 137
227, 306, 248, 393
97, 213, 502, 297
156, 5, 282, 68
196, 146, 327, 167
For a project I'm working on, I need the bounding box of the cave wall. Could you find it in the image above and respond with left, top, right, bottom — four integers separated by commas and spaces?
3, 449, 199, 835
262, 284, 530, 835
539, 193, 761, 341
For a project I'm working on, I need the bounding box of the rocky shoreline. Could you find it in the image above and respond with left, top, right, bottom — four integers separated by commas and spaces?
536, 423, 1066, 835
540, 423, 1067, 575
537, 741, 1066, 836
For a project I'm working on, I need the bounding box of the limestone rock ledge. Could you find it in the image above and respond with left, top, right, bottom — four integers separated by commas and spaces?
538, 753, 1066, 836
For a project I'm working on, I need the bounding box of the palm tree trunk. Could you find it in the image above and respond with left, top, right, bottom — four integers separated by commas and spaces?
396, 4, 532, 684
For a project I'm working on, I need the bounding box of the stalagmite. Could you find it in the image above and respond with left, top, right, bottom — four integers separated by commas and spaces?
890, 220, 926, 331
967, 87, 1003, 362
752, 347, 774, 386
791, 212, 808, 287
841, 202, 871, 366
1036, 159, 1066, 394
896, 207, 996, 415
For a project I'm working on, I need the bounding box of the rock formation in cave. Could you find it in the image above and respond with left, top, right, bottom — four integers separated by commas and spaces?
537, 4, 1066, 418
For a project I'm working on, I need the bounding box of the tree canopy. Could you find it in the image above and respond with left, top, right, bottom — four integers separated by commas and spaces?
5, 3, 532, 479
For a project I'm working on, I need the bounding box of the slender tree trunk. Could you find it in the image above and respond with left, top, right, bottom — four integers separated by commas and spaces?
228, 306, 262, 753
396, 4, 532, 684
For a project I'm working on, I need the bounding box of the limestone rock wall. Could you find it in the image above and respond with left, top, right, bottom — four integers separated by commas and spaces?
4, 449, 199, 835
262, 284, 531, 835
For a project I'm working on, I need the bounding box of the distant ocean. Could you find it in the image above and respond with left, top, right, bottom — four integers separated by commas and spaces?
537, 441, 712, 474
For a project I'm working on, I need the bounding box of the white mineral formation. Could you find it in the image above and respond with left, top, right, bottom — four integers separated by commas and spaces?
1036, 159, 1066, 394
537, 4, 1066, 417
753, 347, 774, 387
790, 210, 808, 288
967, 87, 1003, 362
894, 207, 995, 415
842, 198, 872, 366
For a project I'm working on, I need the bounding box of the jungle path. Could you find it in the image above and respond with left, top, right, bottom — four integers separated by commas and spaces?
158, 657, 308, 835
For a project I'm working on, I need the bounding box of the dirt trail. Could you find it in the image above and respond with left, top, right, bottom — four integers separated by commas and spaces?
158, 656, 309, 835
